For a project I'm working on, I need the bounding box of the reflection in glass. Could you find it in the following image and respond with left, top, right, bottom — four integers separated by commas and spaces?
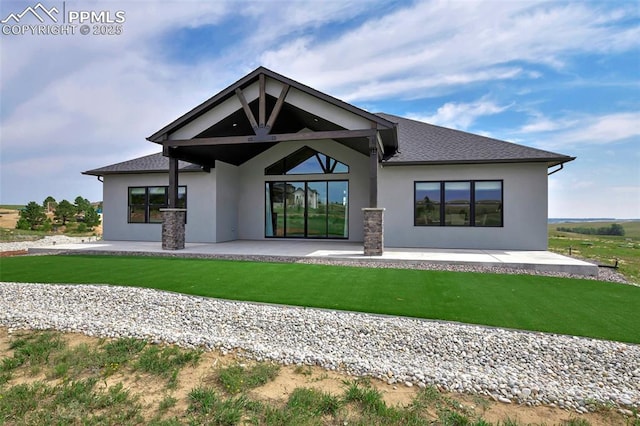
328, 181, 348, 237
265, 180, 348, 238
129, 187, 146, 205
444, 182, 470, 226
285, 182, 306, 237
265, 146, 349, 175
307, 182, 327, 237
415, 182, 441, 225
474, 181, 502, 226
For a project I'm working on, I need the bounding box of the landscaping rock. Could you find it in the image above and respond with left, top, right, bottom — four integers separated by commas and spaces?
0, 282, 638, 411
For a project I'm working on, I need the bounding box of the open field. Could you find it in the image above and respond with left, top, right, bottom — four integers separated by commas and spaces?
0, 205, 25, 211
1, 255, 639, 343
0, 206, 101, 242
549, 221, 640, 283
0, 208, 20, 230
0, 328, 634, 426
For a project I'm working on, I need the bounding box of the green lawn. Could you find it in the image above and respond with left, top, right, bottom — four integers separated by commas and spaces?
1, 255, 639, 344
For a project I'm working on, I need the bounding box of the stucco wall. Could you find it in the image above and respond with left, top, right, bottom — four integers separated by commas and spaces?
236, 139, 370, 241
378, 162, 549, 250
102, 172, 216, 243
215, 161, 239, 242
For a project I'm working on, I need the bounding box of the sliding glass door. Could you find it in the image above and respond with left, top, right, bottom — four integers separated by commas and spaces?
265, 181, 348, 238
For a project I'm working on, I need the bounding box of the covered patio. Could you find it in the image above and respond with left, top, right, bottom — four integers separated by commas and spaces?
150, 67, 397, 254
28, 239, 599, 277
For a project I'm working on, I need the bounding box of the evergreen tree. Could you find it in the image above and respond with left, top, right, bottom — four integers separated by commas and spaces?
42, 196, 57, 213
55, 200, 76, 225
74, 196, 91, 214
84, 206, 101, 229
18, 201, 46, 230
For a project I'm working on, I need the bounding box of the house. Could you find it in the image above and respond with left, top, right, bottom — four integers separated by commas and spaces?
83, 67, 574, 253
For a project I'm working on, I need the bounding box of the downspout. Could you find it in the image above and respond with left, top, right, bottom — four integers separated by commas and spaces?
548, 163, 564, 176
96, 176, 103, 182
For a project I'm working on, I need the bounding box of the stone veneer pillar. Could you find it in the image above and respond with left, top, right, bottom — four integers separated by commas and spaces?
160, 208, 187, 250
362, 208, 384, 256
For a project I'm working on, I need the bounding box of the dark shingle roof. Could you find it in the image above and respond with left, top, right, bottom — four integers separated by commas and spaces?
376, 113, 574, 167
82, 152, 202, 176
84, 114, 574, 176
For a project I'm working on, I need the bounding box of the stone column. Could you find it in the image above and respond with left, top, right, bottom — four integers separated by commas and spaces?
160, 208, 187, 250
362, 208, 384, 256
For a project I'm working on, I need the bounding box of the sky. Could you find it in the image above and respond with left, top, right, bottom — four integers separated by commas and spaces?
1, 0, 638, 218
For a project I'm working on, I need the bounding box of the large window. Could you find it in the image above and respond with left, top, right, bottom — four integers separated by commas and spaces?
128, 186, 186, 223
265, 181, 348, 238
415, 181, 502, 227
265, 146, 348, 175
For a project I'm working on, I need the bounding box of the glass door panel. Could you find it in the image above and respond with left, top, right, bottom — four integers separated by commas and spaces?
306, 182, 328, 237
328, 181, 348, 238
266, 180, 348, 239
285, 182, 306, 237
265, 182, 285, 237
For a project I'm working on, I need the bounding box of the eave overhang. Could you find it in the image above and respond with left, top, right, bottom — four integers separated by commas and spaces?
382, 156, 576, 168
81, 168, 205, 177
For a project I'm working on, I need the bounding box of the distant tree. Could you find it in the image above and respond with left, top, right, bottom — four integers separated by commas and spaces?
557, 224, 625, 236
17, 201, 46, 230
74, 196, 91, 214
42, 196, 57, 213
84, 206, 101, 229
610, 223, 625, 236
55, 200, 76, 225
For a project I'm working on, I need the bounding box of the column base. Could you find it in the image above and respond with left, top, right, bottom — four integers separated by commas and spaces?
362, 208, 384, 256
160, 208, 186, 250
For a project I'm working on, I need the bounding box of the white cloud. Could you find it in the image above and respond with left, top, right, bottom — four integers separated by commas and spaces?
560, 112, 640, 145
519, 112, 640, 149
259, 0, 640, 101
407, 98, 510, 130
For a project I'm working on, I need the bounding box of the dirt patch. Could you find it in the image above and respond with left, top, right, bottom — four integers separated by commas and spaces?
0, 250, 29, 257
0, 210, 20, 229
0, 328, 631, 425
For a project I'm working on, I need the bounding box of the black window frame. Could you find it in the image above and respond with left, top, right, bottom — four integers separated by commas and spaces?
127, 186, 187, 224
265, 146, 349, 175
414, 180, 503, 227
264, 180, 350, 239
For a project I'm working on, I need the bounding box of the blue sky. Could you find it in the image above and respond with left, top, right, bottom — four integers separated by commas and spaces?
1, 0, 638, 218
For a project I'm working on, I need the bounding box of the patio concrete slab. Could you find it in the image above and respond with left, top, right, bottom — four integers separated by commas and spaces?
28, 239, 599, 276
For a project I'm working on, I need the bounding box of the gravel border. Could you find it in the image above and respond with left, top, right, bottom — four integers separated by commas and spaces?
1, 282, 638, 415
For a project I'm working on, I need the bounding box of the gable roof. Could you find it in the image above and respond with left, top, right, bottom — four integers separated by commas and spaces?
82, 152, 203, 176
147, 66, 397, 142
377, 113, 574, 167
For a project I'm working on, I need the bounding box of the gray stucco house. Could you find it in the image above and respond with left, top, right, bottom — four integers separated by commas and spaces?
84, 67, 574, 253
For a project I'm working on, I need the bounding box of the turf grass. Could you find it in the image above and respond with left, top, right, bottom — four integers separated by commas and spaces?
0, 255, 638, 343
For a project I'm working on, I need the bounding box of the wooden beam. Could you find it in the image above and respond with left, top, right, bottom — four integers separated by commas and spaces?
369, 135, 378, 208
235, 88, 259, 132
265, 84, 290, 133
258, 74, 266, 127
164, 128, 377, 147
168, 155, 179, 208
